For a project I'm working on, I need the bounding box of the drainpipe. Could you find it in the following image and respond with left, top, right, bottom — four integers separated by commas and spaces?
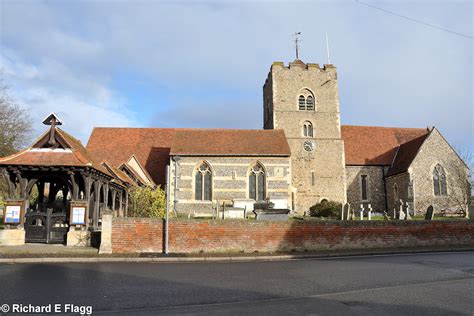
164, 165, 170, 255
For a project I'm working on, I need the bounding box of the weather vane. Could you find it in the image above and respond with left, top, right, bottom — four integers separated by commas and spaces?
293, 32, 301, 60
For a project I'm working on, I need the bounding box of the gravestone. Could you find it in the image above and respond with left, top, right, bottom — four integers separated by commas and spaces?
359, 204, 364, 220
341, 203, 351, 221
383, 211, 390, 220
425, 205, 434, 220
367, 204, 373, 221
404, 202, 411, 220
253, 200, 289, 221
399, 209, 406, 220
398, 199, 405, 220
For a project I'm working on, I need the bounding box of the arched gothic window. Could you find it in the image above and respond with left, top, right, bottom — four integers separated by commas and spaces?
298, 95, 306, 110
249, 163, 266, 201
303, 121, 313, 137
297, 89, 316, 111
433, 164, 447, 196
306, 96, 314, 110
195, 162, 212, 201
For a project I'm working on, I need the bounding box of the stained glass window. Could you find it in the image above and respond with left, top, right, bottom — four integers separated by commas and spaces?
433, 164, 447, 196
249, 163, 266, 201
195, 162, 212, 201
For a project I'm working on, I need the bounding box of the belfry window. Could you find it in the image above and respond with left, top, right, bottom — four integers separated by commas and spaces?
306, 96, 314, 110
433, 164, 447, 196
297, 89, 316, 111
195, 162, 212, 201
249, 163, 266, 201
303, 121, 313, 137
298, 95, 306, 110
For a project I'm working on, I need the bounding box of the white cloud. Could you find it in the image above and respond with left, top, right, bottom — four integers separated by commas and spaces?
0, 0, 471, 151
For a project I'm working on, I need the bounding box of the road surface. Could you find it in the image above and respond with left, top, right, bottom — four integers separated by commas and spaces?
0, 252, 472, 315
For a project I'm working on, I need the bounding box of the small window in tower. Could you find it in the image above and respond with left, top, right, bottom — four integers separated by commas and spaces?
306, 96, 314, 110
298, 95, 306, 110
303, 121, 313, 137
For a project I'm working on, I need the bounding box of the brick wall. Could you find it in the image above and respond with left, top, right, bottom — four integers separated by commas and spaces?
112, 218, 474, 254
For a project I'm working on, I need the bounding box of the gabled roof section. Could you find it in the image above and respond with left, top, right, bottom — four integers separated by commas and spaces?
386, 133, 429, 177
170, 129, 291, 156
86, 127, 176, 187
101, 161, 133, 187
125, 155, 156, 187
342, 125, 429, 166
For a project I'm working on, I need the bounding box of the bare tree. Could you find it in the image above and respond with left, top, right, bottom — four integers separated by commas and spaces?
450, 149, 472, 217
0, 80, 32, 157
0, 79, 32, 207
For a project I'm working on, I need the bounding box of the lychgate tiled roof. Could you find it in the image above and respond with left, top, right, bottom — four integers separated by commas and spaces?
341, 125, 429, 166
0, 127, 131, 186
0, 128, 104, 171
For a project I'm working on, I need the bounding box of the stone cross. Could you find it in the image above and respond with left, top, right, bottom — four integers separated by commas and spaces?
359, 204, 364, 220
367, 204, 373, 221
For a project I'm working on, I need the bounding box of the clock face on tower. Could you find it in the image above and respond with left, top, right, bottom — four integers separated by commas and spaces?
303, 140, 315, 152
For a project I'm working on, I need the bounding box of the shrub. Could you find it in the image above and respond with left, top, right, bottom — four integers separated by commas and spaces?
128, 186, 166, 218
309, 200, 342, 218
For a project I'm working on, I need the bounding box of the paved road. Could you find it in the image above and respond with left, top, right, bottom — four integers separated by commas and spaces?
0, 252, 472, 315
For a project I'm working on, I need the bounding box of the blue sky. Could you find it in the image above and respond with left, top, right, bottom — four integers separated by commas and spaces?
0, 0, 472, 153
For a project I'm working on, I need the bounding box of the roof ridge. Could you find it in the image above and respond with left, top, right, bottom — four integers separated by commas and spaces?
92, 127, 280, 132
342, 124, 427, 131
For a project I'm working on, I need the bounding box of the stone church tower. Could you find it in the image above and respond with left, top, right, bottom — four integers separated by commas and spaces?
263, 60, 347, 213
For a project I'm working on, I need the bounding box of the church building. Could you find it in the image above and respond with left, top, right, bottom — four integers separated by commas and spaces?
1, 58, 468, 248
84, 59, 469, 216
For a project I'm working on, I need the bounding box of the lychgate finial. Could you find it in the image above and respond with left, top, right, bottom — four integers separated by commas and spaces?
42, 113, 63, 126
42, 113, 63, 146
293, 32, 301, 60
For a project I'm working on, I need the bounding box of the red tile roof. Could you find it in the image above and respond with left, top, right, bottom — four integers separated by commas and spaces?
385, 134, 429, 176
84, 125, 431, 188
0, 128, 103, 170
170, 129, 291, 156
341, 125, 429, 166
87, 128, 177, 187
86, 128, 290, 187
0, 128, 129, 186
